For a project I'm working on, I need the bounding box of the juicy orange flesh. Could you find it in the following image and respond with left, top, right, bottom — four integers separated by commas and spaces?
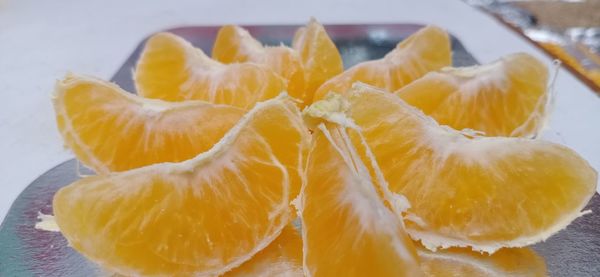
54, 152, 288, 275
341, 85, 596, 245
53, 99, 308, 276
212, 25, 263, 64
134, 32, 286, 109
224, 225, 303, 277
213, 25, 305, 101
397, 53, 549, 137
54, 76, 244, 173
134, 33, 192, 100
301, 124, 421, 277
313, 25, 451, 101
418, 247, 547, 276
241, 102, 309, 200
292, 18, 343, 104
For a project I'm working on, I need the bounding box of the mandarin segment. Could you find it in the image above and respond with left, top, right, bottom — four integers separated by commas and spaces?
310, 84, 597, 253
298, 123, 422, 277
396, 53, 549, 137
213, 25, 305, 101
53, 96, 309, 276
134, 32, 286, 109
212, 25, 263, 65
52, 74, 245, 173
313, 25, 451, 101
292, 18, 343, 104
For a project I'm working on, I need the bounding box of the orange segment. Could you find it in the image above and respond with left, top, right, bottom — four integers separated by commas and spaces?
313, 25, 451, 101
53, 74, 245, 174
292, 18, 343, 104
298, 122, 422, 276
396, 53, 549, 137
308, 84, 597, 253
418, 247, 547, 276
134, 32, 286, 109
53, 96, 309, 276
213, 25, 305, 101
224, 225, 303, 277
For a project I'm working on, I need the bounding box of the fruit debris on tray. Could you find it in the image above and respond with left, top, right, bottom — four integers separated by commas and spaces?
50, 18, 597, 276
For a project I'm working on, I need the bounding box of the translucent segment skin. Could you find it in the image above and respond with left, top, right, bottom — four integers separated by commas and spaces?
212, 25, 306, 102
299, 123, 422, 277
418, 246, 547, 277
396, 53, 549, 137
134, 32, 286, 109
340, 84, 597, 252
292, 18, 344, 104
224, 225, 303, 277
313, 25, 451, 101
53, 74, 245, 174
53, 97, 310, 276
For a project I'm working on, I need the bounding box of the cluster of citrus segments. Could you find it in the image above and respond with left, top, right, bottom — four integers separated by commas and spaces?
51, 18, 596, 276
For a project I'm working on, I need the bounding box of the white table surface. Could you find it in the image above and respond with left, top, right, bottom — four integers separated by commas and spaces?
1, 0, 599, 222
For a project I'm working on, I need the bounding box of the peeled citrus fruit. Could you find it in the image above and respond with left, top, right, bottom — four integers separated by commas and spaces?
396, 53, 549, 137
134, 32, 286, 109
418, 247, 547, 276
224, 224, 303, 277
53, 74, 244, 173
313, 25, 451, 101
292, 18, 344, 104
213, 25, 305, 101
297, 122, 422, 276
225, 226, 548, 277
309, 84, 597, 253
53, 95, 309, 276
